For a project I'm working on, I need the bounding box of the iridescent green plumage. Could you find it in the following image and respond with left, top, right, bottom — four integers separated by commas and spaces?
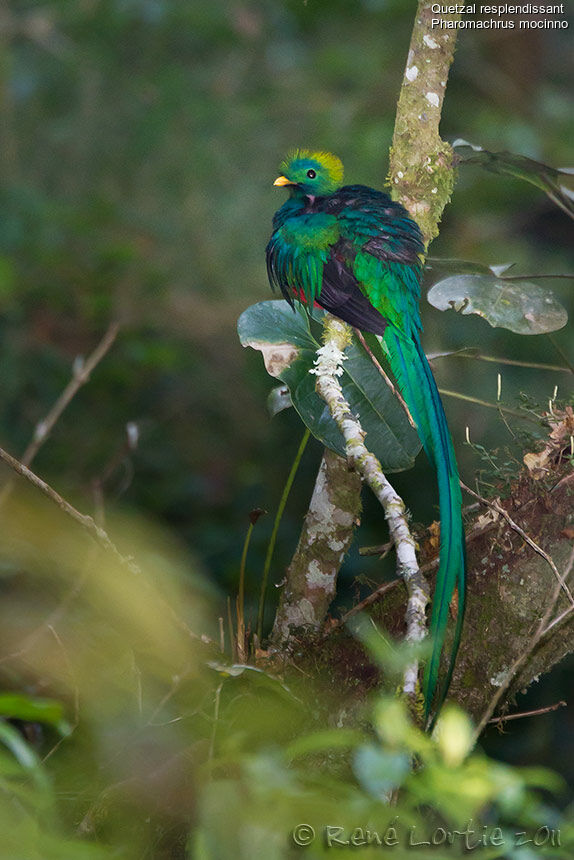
266, 150, 466, 721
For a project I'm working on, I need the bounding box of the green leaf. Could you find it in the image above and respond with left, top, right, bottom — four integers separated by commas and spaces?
427, 274, 568, 335
266, 385, 292, 417
0, 694, 66, 728
238, 301, 421, 472
0, 720, 53, 800
453, 140, 574, 220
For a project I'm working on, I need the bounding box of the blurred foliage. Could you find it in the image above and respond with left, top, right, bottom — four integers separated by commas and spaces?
0, 495, 571, 857
0, 0, 573, 852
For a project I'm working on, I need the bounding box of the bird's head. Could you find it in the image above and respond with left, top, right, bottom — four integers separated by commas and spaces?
273, 150, 344, 197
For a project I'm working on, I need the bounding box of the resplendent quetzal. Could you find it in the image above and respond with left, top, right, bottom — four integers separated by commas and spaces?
266, 150, 465, 718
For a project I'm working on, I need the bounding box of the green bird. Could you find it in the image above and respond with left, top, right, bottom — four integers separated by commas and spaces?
266, 150, 465, 720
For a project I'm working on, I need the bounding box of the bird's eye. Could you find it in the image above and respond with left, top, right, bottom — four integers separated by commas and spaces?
306, 169, 316, 179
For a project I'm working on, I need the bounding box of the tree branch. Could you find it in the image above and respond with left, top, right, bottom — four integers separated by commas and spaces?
270, 446, 362, 646
389, 3, 461, 241
313, 316, 429, 694
0, 321, 120, 508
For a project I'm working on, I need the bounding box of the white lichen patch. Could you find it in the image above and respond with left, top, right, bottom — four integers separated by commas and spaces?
490, 669, 509, 687
425, 92, 439, 108
291, 598, 317, 626
328, 538, 346, 553
306, 559, 330, 588
307, 465, 336, 544
333, 509, 354, 528
405, 65, 418, 82
423, 34, 439, 49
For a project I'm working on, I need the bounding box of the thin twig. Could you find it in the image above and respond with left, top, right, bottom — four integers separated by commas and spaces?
0, 445, 124, 550
209, 682, 223, 765
327, 579, 400, 633
237, 520, 253, 664
219, 617, 225, 654
327, 553, 447, 636
26, 322, 120, 466
439, 388, 546, 426
359, 500, 497, 557
354, 330, 416, 428
500, 273, 574, 281
488, 700, 566, 725
0, 565, 92, 667
473, 544, 574, 741
0, 321, 120, 509
339, 494, 541, 636
41, 625, 80, 763
540, 601, 574, 637
0, 445, 203, 642
429, 348, 572, 374
461, 482, 574, 607
547, 333, 574, 376
227, 596, 235, 662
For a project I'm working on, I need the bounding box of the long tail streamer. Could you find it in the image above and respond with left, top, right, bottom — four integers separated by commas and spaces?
384, 327, 465, 722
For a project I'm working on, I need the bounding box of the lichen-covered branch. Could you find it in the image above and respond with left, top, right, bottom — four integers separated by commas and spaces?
270, 447, 362, 646
389, 3, 461, 242
313, 316, 430, 693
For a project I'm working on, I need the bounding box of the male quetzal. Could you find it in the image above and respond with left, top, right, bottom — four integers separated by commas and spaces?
266, 150, 465, 718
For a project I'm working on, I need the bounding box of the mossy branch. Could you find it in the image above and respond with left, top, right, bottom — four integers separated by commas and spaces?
389, 3, 461, 243
270, 446, 362, 646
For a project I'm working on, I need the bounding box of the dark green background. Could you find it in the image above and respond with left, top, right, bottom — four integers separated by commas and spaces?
0, 0, 573, 789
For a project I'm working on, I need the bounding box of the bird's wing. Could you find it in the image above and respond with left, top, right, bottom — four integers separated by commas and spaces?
316, 252, 389, 335
330, 185, 425, 267
266, 187, 424, 335
311, 186, 424, 334
267, 229, 389, 334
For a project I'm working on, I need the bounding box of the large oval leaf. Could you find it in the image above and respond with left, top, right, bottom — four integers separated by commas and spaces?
238, 301, 421, 473
427, 274, 568, 335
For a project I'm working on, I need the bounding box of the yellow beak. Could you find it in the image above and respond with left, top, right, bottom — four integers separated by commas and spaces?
273, 175, 294, 187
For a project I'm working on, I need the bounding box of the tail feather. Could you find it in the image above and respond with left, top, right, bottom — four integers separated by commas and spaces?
383, 327, 465, 722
